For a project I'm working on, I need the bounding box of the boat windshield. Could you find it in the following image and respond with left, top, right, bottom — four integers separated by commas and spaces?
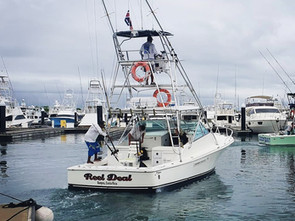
144, 120, 168, 132
255, 109, 280, 114
194, 123, 209, 141
140, 119, 201, 135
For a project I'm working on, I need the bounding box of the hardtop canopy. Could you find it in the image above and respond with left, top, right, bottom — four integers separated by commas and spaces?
114, 30, 173, 38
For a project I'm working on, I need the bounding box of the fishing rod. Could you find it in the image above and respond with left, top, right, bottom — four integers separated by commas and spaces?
104, 139, 119, 161
101, 69, 111, 116
97, 71, 119, 161
107, 135, 117, 150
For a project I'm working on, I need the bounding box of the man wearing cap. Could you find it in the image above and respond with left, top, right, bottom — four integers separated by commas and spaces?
84, 121, 108, 164
140, 35, 158, 85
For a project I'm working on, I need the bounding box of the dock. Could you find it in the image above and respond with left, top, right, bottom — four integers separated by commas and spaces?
0, 126, 125, 142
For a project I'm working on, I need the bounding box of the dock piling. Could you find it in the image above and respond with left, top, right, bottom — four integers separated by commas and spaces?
0, 104, 6, 133
241, 107, 246, 131
97, 106, 103, 124
41, 109, 46, 125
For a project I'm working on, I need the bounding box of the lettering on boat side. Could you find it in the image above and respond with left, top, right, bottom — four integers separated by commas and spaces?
193, 157, 209, 167
84, 173, 133, 183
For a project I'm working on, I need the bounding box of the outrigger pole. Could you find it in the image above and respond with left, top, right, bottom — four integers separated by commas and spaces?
101, 0, 133, 100
259, 50, 292, 93
144, 0, 203, 111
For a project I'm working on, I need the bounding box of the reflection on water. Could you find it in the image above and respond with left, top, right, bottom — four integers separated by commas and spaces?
1, 134, 295, 220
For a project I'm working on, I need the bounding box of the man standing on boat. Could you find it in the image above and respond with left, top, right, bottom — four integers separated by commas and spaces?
140, 35, 158, 85
286, 122, 294, 135
84, 121, 108, 164
128, 123, 146, 146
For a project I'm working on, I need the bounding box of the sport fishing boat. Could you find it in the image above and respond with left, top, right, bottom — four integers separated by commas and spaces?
212, 93, 240, 130
78, 79, 106, 127
67, 0, 234, 191
0, 74, 33, 128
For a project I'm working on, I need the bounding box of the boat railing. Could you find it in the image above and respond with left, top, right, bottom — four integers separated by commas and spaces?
213, 125, 233, 137
119, 49, 171, 64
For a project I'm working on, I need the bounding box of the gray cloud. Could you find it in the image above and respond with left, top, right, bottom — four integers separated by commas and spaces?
1, 0, 295, 108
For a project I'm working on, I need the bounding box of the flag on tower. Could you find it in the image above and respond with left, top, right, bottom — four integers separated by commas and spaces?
124, 10, 133, 30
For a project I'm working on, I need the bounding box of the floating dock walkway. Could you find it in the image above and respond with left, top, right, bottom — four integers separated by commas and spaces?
0, 127, 125, 142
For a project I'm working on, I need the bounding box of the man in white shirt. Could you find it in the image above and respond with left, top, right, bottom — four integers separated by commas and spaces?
128, 124, 146, 145
140, 36, 158, 85
85, 121, 108, 163
140, 36, 158, 60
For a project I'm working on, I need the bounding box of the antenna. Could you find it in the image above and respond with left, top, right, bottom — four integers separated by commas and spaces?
144, 0, 203, 110
78, 66, 84, 108
234, 65, 237, 110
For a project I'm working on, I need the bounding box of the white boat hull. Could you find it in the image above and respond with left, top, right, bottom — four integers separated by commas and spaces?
68, 133, 233, 191
247, 119, 286, 133
68, 151, 221, 190
258, 133, 295, 146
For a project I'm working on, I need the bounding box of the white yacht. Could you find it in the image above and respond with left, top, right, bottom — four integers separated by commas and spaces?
67, 0, 234, 191
246, 95, 287, 133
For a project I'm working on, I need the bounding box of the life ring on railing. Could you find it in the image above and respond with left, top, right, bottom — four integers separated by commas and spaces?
290, 109, 295, 119
153, 88, 172, 107
131, 62, 151, 82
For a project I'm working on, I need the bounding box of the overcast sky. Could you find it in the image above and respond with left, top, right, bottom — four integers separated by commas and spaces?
1, 0, 295, 108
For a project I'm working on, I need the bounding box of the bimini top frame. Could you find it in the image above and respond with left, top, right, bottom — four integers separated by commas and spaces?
115, 30, 173, 38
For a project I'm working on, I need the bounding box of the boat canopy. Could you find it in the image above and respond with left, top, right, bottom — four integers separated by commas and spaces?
114, 30, 173, 38
247, 95, 273, 100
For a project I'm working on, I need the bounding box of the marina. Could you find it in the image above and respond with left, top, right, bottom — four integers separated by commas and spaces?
1, 0, 295, 220
1, 134, 295, 220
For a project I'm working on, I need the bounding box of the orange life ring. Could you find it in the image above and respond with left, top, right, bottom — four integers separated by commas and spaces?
290, 110, 295, 119
131, 62, 150, 82
153, 88, 172, 107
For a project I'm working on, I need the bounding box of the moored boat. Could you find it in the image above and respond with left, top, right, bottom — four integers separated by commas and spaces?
78, 79, 106, 127
258, 132, 295, 146
50, 89, 78, 128
246, 95, 287, 133
0, 74, 33, 128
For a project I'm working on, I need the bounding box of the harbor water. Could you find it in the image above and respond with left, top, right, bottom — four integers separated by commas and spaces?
1, 134, 295, 221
